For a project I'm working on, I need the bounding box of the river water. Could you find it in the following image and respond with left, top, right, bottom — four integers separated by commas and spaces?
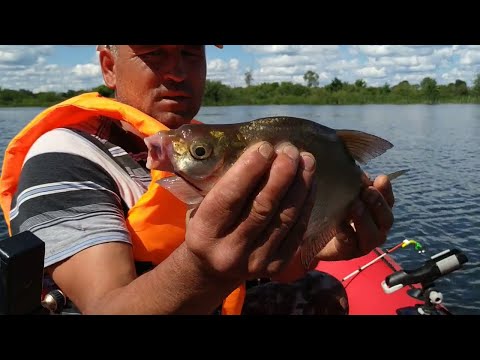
1, 104, 479, 314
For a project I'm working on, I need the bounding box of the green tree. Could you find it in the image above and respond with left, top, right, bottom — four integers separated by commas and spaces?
92, 85, 114, 98
204, 80, 232, 105
391, 80, 415, 102
325, 77, 343, 92
0, 89, 16, 104
303, 70, 319, 88
355, 79, 367, 88
473, 73, 480, 96
454, 79, 468, 96
420, 77, 439, 104
381, 83, 391, 94
245, 70, 253, 87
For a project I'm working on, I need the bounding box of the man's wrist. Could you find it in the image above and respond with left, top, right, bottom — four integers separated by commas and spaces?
166, 243, 241, 313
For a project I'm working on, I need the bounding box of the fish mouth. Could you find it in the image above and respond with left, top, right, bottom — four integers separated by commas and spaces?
144, 133, 175, 172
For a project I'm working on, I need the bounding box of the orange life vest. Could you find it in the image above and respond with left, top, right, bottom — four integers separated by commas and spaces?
0, 92, 245, 315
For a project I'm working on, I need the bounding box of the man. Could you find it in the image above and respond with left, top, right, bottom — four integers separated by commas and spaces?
0, 45, 394, 314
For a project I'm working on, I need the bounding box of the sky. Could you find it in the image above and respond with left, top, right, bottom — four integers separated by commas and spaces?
1, 45, 480, 93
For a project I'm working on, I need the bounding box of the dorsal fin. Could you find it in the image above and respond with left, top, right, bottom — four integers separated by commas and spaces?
336, 130, 393, 164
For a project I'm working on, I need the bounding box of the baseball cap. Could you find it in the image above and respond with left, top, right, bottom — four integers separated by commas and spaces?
96, 45, 223, 51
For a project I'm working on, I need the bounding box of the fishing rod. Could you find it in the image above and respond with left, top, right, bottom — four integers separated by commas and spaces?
342, 239, 425, 282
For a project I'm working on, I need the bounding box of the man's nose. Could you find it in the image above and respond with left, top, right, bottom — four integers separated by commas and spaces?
164, 51, 186, 82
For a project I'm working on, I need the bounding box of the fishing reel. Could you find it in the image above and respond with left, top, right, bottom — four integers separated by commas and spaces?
381, 248, 468, 315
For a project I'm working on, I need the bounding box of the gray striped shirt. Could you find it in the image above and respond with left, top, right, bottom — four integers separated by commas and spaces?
10, 121, 151, 268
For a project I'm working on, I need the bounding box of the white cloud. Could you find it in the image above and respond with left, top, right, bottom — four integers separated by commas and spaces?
243, 45, 302, 55
207, 58, 243, 87
459, 49, 480, 65
0, 45, 53, 66
407, 63, 437, 72
229, 58, 239, 70
244, 45, 340, 59
433, 46, 456, 57
72, 63, 102, 78
257, 65, 309, 76
354, 45, 440, 58
392, 72, 436, 85
441, 67, 475, 84
354, 45, 409, 57
326, 59, 359, 71
1, 45, 480, 94
208, 59, 230, 72
355, 66, 386, 78
258, 54, 316, 67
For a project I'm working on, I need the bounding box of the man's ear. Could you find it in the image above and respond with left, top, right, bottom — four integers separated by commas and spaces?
98, 48, 116, 90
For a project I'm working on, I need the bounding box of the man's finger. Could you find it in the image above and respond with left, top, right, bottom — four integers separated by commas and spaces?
312, 221, 359, 261
194, 141, 275, 236
361, 186, 394, 233
235, 143, 300, 249
373, 175, 394, 208
349, 199, 386, 255
253, 152, 317, 274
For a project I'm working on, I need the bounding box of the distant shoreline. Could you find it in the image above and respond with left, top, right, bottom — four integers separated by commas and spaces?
2, 78, 480, 108
2, 100, 480, 108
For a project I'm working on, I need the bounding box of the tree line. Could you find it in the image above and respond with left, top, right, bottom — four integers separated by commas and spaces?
203, 72, 480, 106
1, 73, 480, 107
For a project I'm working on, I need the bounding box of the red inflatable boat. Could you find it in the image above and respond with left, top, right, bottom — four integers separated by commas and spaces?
315, 245, 466, 315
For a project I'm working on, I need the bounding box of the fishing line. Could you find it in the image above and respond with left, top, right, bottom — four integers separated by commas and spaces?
342, 239, 424, 288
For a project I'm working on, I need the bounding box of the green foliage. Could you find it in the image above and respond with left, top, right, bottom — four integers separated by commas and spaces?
0, 86, 107, 107
2, 75, 480, 108
203, 80, 233, 105
355, 79, 367, 88
454, 80, 468, 96
244, 71, 253, 87
420, 77, 439, 104
325, 77, 344, 92
303, 71, 319, 88
92, 85, 115, 98
381, 83, 391, 94
473, 73, 480, 96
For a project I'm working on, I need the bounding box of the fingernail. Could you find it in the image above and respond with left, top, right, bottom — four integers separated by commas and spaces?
258, 142, 274, 159
301, 153, 315, 171
282, 144, 299, 160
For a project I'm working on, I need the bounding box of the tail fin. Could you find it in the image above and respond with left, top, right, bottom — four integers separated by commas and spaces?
386, 169, 409, 181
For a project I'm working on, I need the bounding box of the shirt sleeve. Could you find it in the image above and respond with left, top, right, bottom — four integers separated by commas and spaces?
9, 129, 132, 268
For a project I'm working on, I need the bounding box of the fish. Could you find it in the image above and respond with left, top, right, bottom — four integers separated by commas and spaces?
144, 116, 404, 269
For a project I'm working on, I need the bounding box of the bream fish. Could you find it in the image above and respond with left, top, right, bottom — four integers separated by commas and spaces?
144, 116, 402, 268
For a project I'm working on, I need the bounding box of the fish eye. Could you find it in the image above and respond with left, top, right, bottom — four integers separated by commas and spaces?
189, 142, 212, 160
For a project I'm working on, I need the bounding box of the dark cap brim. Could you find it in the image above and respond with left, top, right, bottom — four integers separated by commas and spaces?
97, 45, 224, 51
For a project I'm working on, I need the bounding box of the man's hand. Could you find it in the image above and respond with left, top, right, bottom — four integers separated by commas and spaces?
184, 141, 318, 283
313, 174, 394, 262
272, 174, 395, 283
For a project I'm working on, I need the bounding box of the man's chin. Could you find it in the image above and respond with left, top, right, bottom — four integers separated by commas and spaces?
153, 112, 192, 129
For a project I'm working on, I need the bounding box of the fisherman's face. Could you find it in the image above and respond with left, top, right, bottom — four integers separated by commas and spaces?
99, 45, 207, 129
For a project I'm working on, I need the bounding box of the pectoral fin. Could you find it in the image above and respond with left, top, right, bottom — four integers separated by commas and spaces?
300, 224, 342, 269
386, 169, 409, 181
157, 176, 205, 206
